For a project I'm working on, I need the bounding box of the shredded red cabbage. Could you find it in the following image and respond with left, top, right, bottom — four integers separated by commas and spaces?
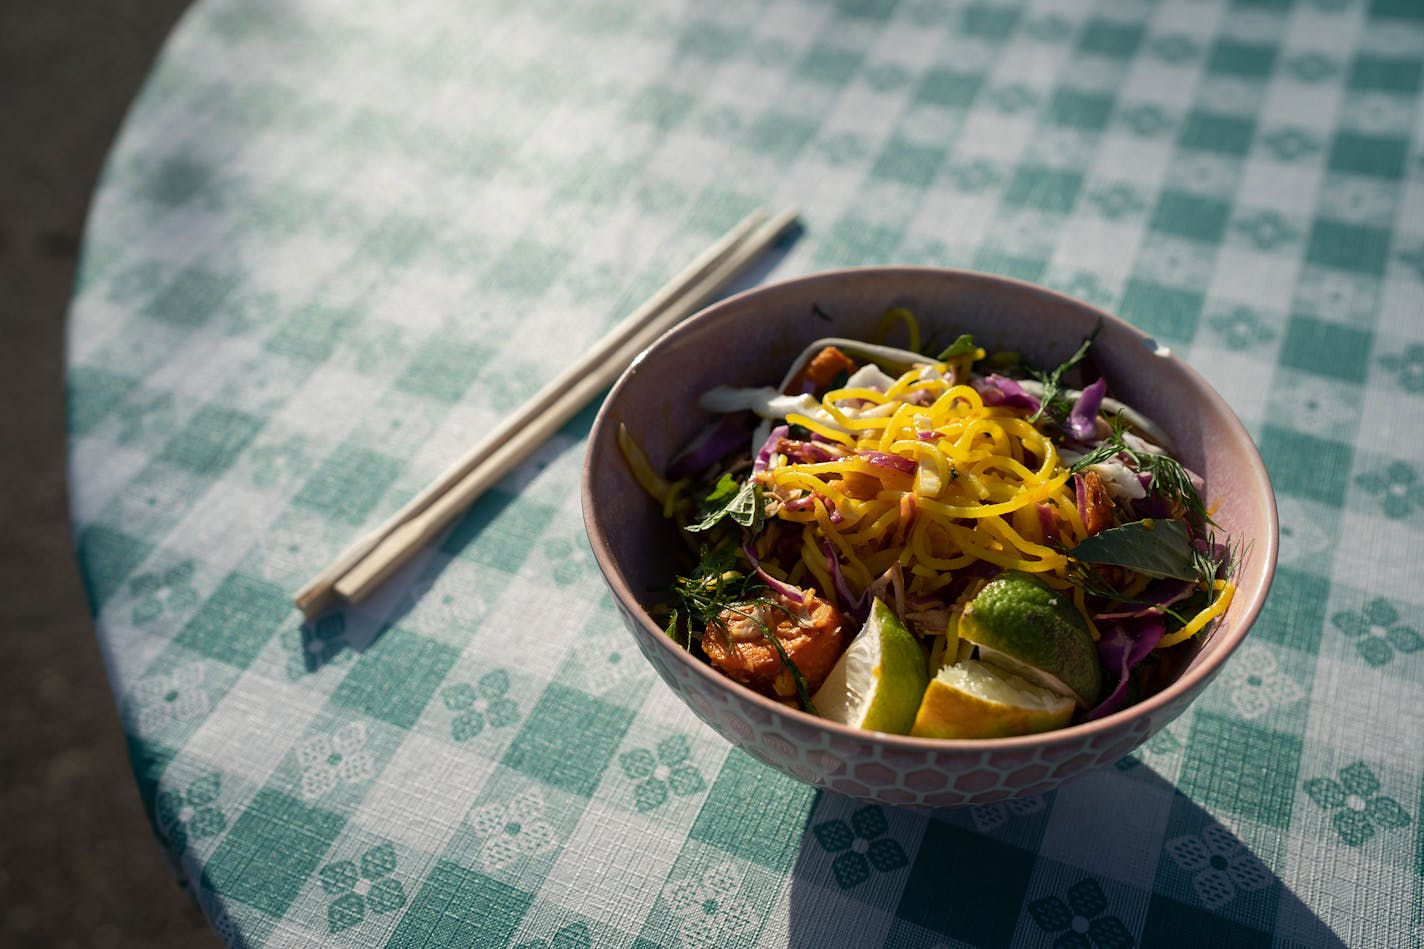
823, 541, 867, 620
1037, 503, 1060, 547
1085, 614, 1166, 721
974, 374, 1041, 412
668, 413, 753, 479
752, 425, 789, 475
1093, 579, 1195, 621
780, 439, 837, 464
740, 536, 804, 604
860, 450, 916, 476
1067, 377, 1107, 440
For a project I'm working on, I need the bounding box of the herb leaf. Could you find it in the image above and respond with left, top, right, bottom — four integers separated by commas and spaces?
936, 334, 979, 360
1070, 421, 1214, 526
1029, 325, 1099, 423
1070, 519, 1198, 580
667, 545, 816, 713
686, 474, 764, 533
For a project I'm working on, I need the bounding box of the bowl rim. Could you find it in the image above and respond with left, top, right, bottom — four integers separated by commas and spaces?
582, 265, 1280, 752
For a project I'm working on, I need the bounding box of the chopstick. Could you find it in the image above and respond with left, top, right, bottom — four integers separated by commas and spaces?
293, 206, 799, 617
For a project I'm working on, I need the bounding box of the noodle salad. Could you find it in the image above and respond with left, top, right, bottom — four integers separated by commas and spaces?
620, 311, 1235, 737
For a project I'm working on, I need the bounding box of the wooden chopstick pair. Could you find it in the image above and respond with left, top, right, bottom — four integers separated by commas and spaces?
293, 206, 800, 618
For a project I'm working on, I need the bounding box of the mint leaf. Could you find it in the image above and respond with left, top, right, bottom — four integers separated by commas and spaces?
1069, 519, 1197, 580
686, 475, 764, 533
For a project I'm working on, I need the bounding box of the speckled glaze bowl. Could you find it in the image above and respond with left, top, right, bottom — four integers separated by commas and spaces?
582, 267, 1277, 809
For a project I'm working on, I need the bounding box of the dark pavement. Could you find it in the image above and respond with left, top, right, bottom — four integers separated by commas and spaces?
3, 3, 219, 945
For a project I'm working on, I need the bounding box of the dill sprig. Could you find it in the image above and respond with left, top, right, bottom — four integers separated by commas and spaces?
669, 544, 817, 713
1069, 418, 1215, 527
1028, 325, 1100, 424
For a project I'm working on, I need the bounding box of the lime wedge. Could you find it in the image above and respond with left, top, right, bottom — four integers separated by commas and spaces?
958, 571, 1102, 707
910, 659, 1075, 739
813, 598, 929, 734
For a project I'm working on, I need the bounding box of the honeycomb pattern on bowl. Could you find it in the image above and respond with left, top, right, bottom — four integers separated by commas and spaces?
618, 595, 1209, 809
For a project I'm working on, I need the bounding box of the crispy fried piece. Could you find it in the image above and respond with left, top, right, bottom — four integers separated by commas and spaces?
786, 346, 857, 395
702, 588, 847, 699
1081, 470, 1115, 536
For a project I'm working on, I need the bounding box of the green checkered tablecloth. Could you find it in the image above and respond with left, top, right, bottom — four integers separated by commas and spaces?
66, 0, 1423, 945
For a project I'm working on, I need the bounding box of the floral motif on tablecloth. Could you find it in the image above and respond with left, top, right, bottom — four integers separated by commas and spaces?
863, 62, 912, 93
442, 671, 520, 742
1331, 598, 1422, 667
297, 722, 375, 799
1233, 210, 1301, 252
468, 788, 559, 871
815, 132, 874, 167
156, 772, 226, 853
1164, 823, 1271, 910
132, 663, 210, 734
1207, 305, 1276, 351
812, 805, 909, 889
248, 436, 310, 488
619, 734, 705, 812
970, 795, 1045, 834
106, 260, 165, 304
1146, 34, 1200, 65
568, 634, 644, 696
1282, 51, 1340, 83
1118, 104, 1174, 137
343, 323, 410, 375
513, 922, 591, 949
1298, 269, 1377, 324
542, 535, 594, 587
1219, 644, 1303, 720
1378, 344, 1424, 393
1027, 878, 1134, 949
281, 613, 350, 679
1304, 762, 1412, 846
1261, 127, 1322, 163
1057, 272, 1115, 311
663, 862, 757, 949
115, 391, 177, 445
944, 159, 1004, 193
1275, 496, 1335, 571
318, 841, 406, 933
128, 560, 199, 626
986, 83, 1038, 115
1355, 461, 1424, 519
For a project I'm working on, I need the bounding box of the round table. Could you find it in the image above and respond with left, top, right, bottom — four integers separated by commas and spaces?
68, 0, 1424, 945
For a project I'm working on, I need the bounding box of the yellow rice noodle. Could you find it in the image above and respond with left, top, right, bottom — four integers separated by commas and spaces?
760, 367, 1080, 606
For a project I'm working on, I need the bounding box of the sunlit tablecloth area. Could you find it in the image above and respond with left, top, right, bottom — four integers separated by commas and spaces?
67, 0, 1424, 945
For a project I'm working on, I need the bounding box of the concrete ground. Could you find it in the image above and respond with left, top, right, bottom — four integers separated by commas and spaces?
2, 3, 219, 945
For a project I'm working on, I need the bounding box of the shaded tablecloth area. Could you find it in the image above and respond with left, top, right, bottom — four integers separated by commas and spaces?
67, 0, 1423, 945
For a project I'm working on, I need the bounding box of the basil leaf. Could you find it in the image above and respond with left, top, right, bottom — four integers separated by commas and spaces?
936, 334, 978, 360
686, 475, 764, 533
1069, 518, 1197, 580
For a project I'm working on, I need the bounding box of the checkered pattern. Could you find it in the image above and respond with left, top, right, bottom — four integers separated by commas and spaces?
66, 0, 1424, 945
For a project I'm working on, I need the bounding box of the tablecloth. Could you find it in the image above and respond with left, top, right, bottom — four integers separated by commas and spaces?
66, 0, 1423, 945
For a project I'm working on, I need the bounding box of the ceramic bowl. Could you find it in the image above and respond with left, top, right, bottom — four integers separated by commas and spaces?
582, 267, 1277, 808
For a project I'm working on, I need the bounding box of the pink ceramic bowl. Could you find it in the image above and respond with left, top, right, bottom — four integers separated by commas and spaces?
582, 267, 1277, 808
